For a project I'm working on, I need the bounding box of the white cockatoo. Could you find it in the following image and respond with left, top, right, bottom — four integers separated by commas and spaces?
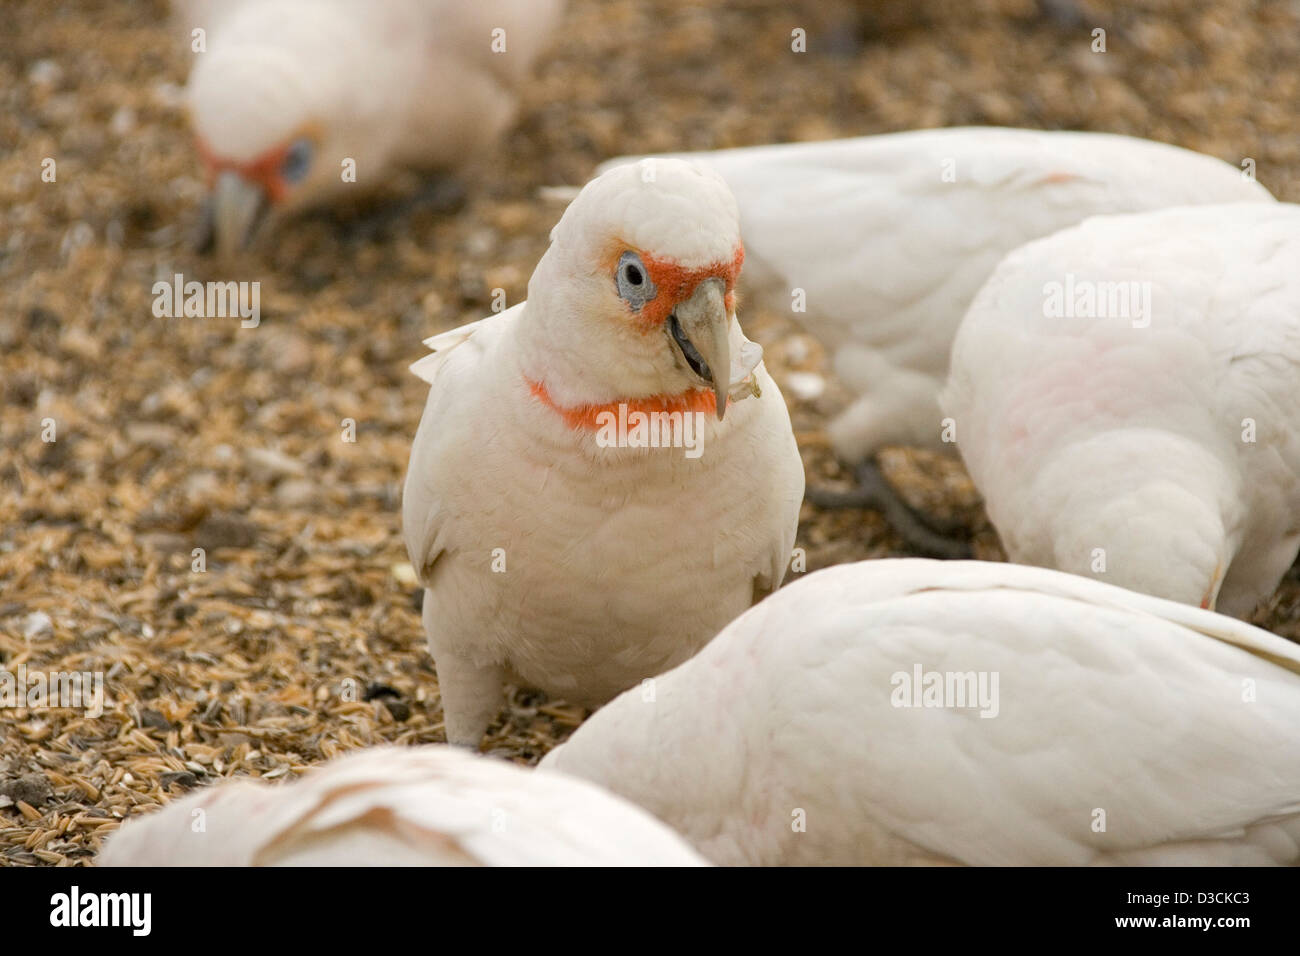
943, 202, 1300, 617
543, 558, 1300, 866
402, 159, 805, 747
597, 129, 1274, 554
174, 0, 565, 254
98, 746, 707, 866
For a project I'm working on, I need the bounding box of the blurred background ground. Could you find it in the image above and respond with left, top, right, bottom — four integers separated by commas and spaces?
2, 0, 1299, 864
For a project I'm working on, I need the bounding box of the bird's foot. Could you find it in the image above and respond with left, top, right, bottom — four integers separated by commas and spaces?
807, 459, 973, 560
342, 176, 468, 243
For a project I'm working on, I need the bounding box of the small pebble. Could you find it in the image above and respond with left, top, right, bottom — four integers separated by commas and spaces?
27, 59, 61, 87
22, 612, 53, 640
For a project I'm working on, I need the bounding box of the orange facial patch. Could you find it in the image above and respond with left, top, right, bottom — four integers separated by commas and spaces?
527, 379, 721, 431
197, 137, 296, 204
607, 243, 745, 329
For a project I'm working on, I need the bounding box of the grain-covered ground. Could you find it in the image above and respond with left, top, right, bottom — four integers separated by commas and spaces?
2, 0, 1299, 865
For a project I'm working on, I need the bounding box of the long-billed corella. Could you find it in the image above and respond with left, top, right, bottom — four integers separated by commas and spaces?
98, 745, 708, 866
542, 558, 1300, 865
596, 129, 1274, 554
403, 159, 804, 747
175, 0, 565, 254
943, 201, 1300, 616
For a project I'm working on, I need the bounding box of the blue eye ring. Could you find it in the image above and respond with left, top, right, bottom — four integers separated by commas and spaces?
616, 251, 657, 309
281, 137, 314, 183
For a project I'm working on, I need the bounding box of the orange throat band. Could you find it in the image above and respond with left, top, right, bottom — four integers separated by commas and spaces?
526, 379, 720, 431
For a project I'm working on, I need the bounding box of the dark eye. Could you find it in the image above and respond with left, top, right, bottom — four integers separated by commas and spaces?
616, 251, 656, 308
281, 137, 313, 183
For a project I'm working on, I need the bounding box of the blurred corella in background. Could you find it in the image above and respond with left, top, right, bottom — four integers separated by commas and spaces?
175, 0, 565, 255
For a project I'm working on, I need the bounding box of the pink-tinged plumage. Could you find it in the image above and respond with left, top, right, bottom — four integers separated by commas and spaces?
943, 201, 1300, 616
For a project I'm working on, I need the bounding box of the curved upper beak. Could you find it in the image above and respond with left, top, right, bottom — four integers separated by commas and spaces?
670, 277, 731, 419
197, 171, 268, 257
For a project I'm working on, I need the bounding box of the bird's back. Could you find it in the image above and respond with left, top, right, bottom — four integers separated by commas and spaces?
945, 202, 1300, 613
548, 559, 1300, 865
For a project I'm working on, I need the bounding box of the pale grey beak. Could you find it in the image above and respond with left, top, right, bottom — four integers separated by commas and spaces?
668, 277, 730, 419
199, 171, 267, 257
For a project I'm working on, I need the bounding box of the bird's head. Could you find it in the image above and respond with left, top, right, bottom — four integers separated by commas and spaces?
187, 45, 335, 256
523, 159, 762, 421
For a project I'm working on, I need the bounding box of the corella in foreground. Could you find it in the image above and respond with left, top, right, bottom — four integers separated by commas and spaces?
177, 0, 564, 254
599, 129, 1273, 554
98, 746, 707, 866
403, 159, 804, 747
944, 202, 1300, 615
543, 559, 1300, 865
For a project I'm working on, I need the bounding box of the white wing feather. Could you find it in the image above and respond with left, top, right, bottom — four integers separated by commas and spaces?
409, 304, 521, 384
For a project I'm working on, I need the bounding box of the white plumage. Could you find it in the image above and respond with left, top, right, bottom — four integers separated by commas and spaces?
943, 202, 1300, 616
176, 0, 564, 251
600, 128, 1273, 462
403, 159, 804, 746
98, 746, 707, 866
543, 558, 1300, 866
